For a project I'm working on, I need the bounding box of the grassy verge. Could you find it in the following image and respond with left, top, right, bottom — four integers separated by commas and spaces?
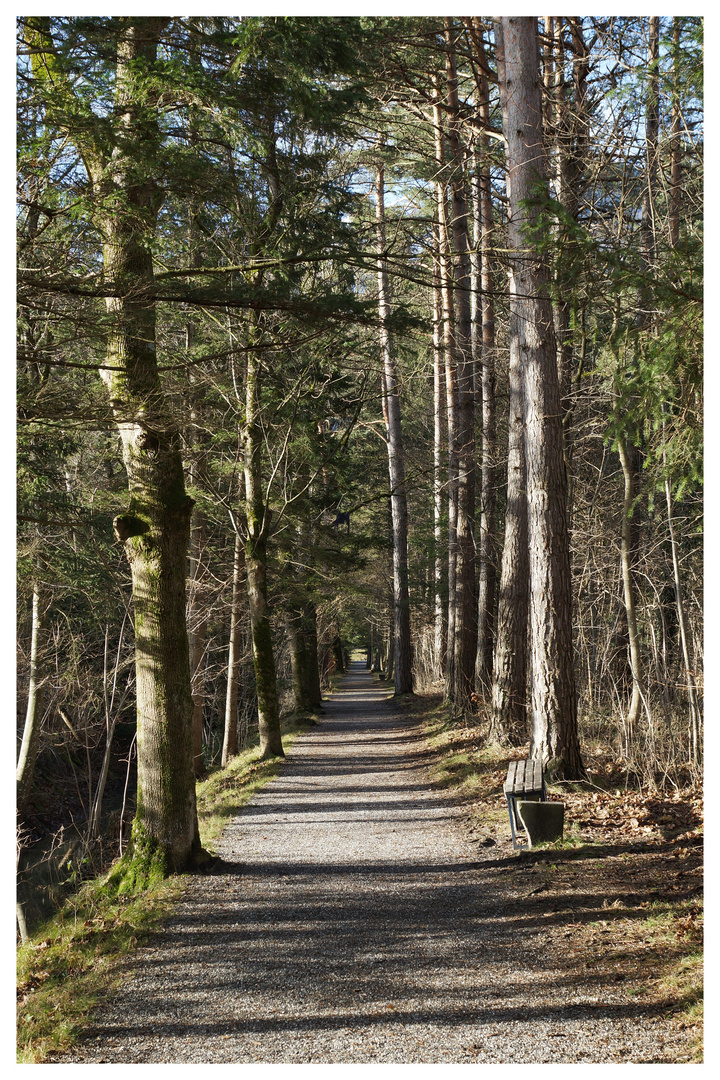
16, 712, 316, 1063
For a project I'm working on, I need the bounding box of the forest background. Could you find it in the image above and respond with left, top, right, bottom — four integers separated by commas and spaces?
14, 9, 706, 926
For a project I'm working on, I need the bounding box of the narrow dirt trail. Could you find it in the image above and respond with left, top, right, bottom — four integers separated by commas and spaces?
63, 662, 678, 1063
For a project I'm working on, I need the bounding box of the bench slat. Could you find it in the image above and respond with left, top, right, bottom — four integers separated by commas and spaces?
505, 757, 544, 797
504, 756, 547, 850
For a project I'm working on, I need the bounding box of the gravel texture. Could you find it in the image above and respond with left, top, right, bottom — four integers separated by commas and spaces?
61, 662, 683, 1063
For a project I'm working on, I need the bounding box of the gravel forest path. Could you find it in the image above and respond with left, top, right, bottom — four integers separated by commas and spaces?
63, 662, 680, 1064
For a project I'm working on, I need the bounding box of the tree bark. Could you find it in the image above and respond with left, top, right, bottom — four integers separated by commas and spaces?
287, 609, 312, 714
17, 585, 45, 815
639, 16, 660, 320
26, 17, 205, 870
432, 82, 459, 700
445, 19, 476, 709
98, 19, 203, 870
669, 18, 682, 251
490, 318, 529, 744
469, 22, 498, 691
664, 475, 701, 768
188, 526, 207, 776
244, 342, 284, 759
375, 162, 413, 695
617, 436, 643, 741
222, 530, 244, 765
497, 16, 583, 779
431, 238, 447, 679
303, 603, 323, 708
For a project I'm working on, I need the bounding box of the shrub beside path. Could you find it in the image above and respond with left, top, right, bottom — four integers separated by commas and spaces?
62, 662, 685, 1063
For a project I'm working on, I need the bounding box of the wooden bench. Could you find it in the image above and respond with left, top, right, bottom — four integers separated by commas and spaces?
504, 758, 547, 849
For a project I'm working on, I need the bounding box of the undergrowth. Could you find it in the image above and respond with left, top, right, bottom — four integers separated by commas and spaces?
16, 712, 315, 1063
415, 694, 703, 1063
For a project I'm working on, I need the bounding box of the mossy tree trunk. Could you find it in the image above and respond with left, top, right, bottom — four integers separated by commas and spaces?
27, 16, 204, 871
97, 19, 203, 872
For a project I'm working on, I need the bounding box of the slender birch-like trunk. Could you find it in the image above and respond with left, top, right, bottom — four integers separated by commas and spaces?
87, 615, 130, 840
17, 585, 45, 814
615, 18, 660, 744
617, 436, 643, 740
222, 530, 244, 765
664, 473, 701, 767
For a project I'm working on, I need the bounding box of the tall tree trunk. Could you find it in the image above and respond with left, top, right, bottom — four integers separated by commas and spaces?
617, 436, 644, 741
286, 610, 311, 713
222, 530, 244, 765
186, 320, 207, 779
664, 474, 701, 768
244, 341, 284, 759
304, 602, 323, 708
98, 20, 203, 871
490, 319, 528, 745
431, 238, 447, 679
445, 19, 476, 709
30, 16, 203, 870
669, 18, 682, 251
615, 17, 660, 746
187, 491, 207, 778
87, 615, 130, 841
17, 585, 45, 815
664, 24, 698, 766
469, 21, 498, 691
432, 82, 459, 700
550, 18, 574, 418
640, 16, 660, 319
375, 162, 413, 695
547, 17, 590, 500
497, 16, 583, 779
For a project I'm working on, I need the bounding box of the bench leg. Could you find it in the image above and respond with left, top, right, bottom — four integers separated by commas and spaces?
506, 793, 520, 849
